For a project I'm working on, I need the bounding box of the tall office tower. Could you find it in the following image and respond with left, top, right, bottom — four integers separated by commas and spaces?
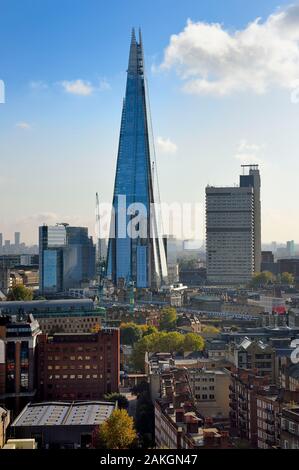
14, 232, 20, 247
63, 226, 96, 289
286, 240, 295, 257
0, 233, 3, 252
239, 164, 261, 273
206, 165, 261, 285
106, 29, 168, 289
39, 224, 67, 294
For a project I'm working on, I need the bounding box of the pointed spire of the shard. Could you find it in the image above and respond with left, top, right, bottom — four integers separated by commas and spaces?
128, 28, 138, 75
107, 30, 168, 289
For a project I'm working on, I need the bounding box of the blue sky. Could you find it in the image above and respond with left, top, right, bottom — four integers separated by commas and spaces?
0, 0, 298, 244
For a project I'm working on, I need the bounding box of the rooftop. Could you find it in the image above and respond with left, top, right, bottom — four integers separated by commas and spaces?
11, 401, 115, 427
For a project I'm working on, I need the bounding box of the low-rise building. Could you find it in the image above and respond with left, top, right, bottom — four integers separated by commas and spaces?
9, 401, 115, 448
188, 368, 231, 419
154, 368, 230, 449
227, 337, 275, 381
229, 370, 270, 446
0, 406, 10, 448
280, 405, 299, 449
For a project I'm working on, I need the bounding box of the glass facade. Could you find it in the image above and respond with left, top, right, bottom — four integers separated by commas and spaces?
39, 225, 96, 293
107, 29, 168, 288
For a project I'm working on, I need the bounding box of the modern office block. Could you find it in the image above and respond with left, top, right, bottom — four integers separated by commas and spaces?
106, 29, 168, 289
39, 224, 96, 294
206, 165, 261, 285
63, 227, 96, 289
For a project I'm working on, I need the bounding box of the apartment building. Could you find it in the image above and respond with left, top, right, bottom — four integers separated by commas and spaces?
188, 368, 231, 419
227, 337, 275, 381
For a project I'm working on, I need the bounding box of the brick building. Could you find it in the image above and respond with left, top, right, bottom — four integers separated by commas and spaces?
37, 328, 120, 401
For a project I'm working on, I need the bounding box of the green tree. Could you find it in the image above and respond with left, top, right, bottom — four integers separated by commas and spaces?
182, 333, 205, 352
7, 285, 33, 301
159, 307, 177, 331
250, 271, 276, 288
93, 409, 137, 449
202, 325, 220, 335
139, 324, 158, 337
130, 331, 205, 372
120, 323, 142, 345
280, 272, 295, 285
103, 393, 129, 410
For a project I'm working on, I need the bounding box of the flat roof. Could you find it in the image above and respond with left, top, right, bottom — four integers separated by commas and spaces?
11, 401, 115, 427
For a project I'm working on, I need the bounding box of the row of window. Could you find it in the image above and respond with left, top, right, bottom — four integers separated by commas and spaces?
195, 394, 215, 400
47, 374, 102, 380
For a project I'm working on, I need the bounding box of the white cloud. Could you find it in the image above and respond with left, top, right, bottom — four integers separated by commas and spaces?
16, 121, 31, 130
234, 139, 265, 165
156, 136, 178, 155
61, 79, 94, 96
30, 80, 48, 90
160, 4, 299, 96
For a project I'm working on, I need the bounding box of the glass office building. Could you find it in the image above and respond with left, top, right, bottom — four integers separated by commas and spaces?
39, 225, 96, 294
106, 29, 168, 289
39, 225, 66, 294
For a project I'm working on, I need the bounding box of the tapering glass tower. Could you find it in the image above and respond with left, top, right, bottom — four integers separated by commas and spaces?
106, 29, 168, 289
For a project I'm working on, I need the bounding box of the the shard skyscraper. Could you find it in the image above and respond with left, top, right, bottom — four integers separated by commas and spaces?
106, 29, 168, 289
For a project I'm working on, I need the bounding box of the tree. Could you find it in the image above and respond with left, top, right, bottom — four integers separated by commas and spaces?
93, 409, 137, 449
250, 271, 276, 288
182, 333, 205, 352
103, 393, 129, 410
139, 324, 158, 337
130, 331, 205, 372
159, 307, 177, 331
7, 285, 33, 301
280, 272, 295, 285
202, 325, 220, 335
120, 323, 142, 345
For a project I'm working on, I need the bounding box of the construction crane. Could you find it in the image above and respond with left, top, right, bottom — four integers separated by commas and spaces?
96, 192, 101, 262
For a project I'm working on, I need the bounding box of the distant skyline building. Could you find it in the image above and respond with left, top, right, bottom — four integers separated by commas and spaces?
206, 165, 261, 285
14, 232, 20, 247
106, 29, 168, 289
39, 224, 96, 294
286, 240, 295, 257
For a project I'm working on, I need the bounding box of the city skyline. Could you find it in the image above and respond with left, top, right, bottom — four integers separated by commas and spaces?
1, 0, 299, 244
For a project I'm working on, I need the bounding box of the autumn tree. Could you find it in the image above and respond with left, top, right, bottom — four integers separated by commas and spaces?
93, 409, 137, 449
7, 285, 33, 301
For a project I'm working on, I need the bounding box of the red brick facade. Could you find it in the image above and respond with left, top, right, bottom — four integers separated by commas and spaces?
37, 328, 120, 401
